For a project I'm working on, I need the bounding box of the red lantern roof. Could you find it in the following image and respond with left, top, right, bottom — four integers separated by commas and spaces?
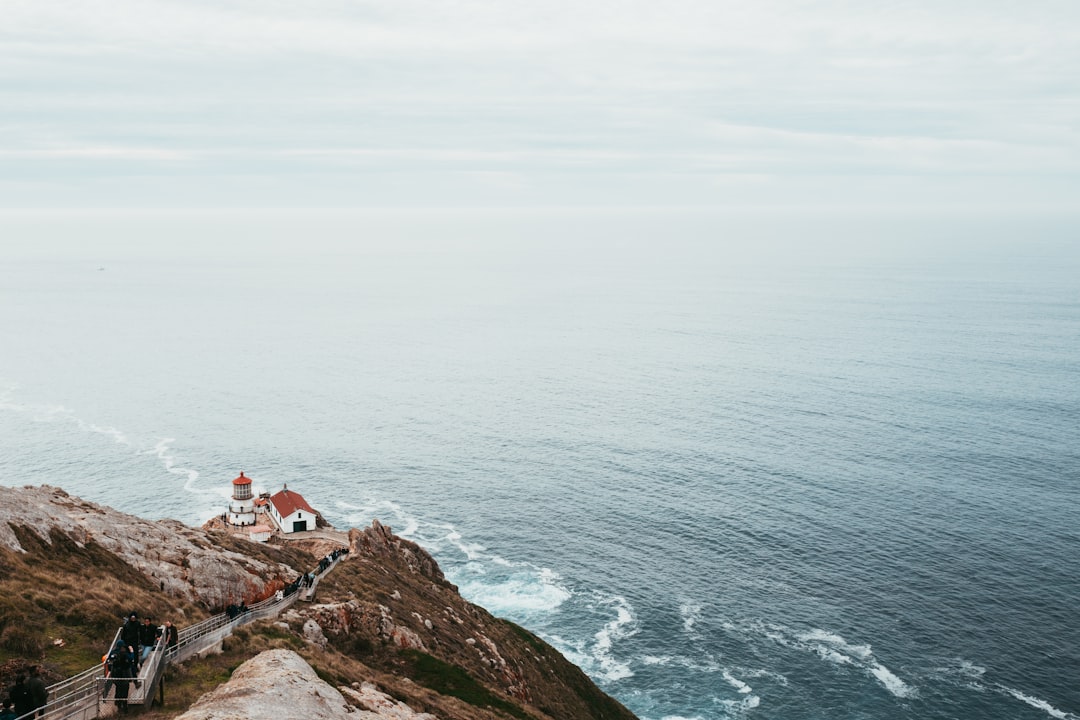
232, 471, 252, 486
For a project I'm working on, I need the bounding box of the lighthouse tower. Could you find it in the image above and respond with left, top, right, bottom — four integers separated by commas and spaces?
227, 471, 256, 526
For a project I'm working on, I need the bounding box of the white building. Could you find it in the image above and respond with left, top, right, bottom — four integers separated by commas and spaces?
268, 484, 317, 534
227, 471, 257, 526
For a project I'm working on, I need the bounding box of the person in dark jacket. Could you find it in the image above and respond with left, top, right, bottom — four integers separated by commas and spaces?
139, 618, 157, 664
26, 665, 47, 718
1, 699, 18, 720
120, 613, 142, 669
163, 620, 178, 649
6, 674, 32, 719
105, 641, 135, 713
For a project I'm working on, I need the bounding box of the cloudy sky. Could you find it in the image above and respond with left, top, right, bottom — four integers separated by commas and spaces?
2, 0, 1078, 208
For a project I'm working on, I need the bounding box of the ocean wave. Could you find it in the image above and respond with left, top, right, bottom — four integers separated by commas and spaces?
338, 498, 572, 620
754, 622, 918, 699
932, 658, 987, 679
716, 694, 762, 714
722, 670, 753, 694
998, 686, 1078, 720
591, 594, 638, 682
448, 565, 572, 616
680, 601, 703, 637
869, 663, 917, 699
0, 391, 132, 447
145, 438, 208, 495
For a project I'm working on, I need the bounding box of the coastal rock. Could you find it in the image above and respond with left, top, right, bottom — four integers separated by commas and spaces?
303, 618, 328, 648
0, 485, 299, 607
174, 649, 378, 720
339, 682, 437, 720
349, 521, 446, 583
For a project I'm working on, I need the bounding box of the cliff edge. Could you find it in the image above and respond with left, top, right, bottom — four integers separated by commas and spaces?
0, 485, 638, 720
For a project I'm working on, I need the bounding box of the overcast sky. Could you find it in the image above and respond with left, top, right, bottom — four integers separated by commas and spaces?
2, 0, 1078, 209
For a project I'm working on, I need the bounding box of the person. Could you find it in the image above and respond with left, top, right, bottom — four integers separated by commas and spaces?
6, 674, 32, 719
139, 618, 156, 663
0, 699, 17, 720
26, 665, 47, 719
105, 640, 134, 714
121, 613, 142, 669
163, 620, 178, 650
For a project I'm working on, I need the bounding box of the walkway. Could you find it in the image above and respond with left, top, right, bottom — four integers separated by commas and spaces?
17, 552, 347, 720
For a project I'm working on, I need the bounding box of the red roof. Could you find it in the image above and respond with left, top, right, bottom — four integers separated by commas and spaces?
233, 471, 252, 486
270, 488, 316, 518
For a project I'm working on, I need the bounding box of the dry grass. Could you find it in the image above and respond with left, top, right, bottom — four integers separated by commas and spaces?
0, 525, 209, 683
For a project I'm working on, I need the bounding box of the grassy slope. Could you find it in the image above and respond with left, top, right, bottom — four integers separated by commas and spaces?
0, 521, 638, 720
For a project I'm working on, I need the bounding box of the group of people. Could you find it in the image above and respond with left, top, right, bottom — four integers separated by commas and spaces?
1, 666, 47, 720
224, 603, 249, 619
1, 669, 46, 716
103, 613, 179, 713
278, 546, 349, 599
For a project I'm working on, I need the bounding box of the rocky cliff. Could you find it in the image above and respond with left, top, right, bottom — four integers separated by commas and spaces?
0, 485, 639, 720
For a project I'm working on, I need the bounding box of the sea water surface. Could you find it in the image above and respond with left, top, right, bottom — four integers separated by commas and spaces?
1, 209, 1078, 720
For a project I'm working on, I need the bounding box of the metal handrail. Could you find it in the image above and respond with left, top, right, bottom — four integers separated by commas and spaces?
28, 551, 346, 720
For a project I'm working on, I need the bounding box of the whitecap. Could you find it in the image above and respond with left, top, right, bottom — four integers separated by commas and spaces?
0, 394, 132, 447
1000, 686, 1078, 720
764, 623, 918, 699
716, 694, 761, 713
640, 655, 674, 666
869, 662, 918, 698
722, 670, 753, 694
798, 629, 873, 661
933, 658, 987, 679
814, 647, 854, 665
680, 601, 703, 637
591, 595, 638, 682
146, 438, 206, 495
732, 668, 789, 686
446, 568, 572, 617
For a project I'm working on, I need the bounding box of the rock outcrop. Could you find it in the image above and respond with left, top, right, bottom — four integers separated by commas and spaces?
175, 649, 348, 719
0, 485, 301, 607
349, 520, 445, 583
173, 649, 433, 720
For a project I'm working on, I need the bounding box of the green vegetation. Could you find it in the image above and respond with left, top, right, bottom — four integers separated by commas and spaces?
399, 649, 532, 720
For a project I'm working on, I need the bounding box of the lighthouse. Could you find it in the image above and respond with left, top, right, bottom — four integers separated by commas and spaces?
227, 471, 256, 526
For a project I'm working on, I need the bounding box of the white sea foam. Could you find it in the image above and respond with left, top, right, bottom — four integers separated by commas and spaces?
733, 668, 789, 686
448, 568, 572, 616
716, 694, 762, 713
591, 595, 638, 682
934, 658, 987, 679
680, 601, 703, 637
146, 438, 206, 495
759, 623, 918, 699
640, 655, 675, 666
723, 670, 753, 694
815, 647, 854, 665
1000, 686, 1078, 720
0, 393, 132, 447
869, 663, 917, 699
798, 629, 873, 661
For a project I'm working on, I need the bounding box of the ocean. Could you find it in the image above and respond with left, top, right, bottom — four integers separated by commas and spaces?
1, 208, 1078, 720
